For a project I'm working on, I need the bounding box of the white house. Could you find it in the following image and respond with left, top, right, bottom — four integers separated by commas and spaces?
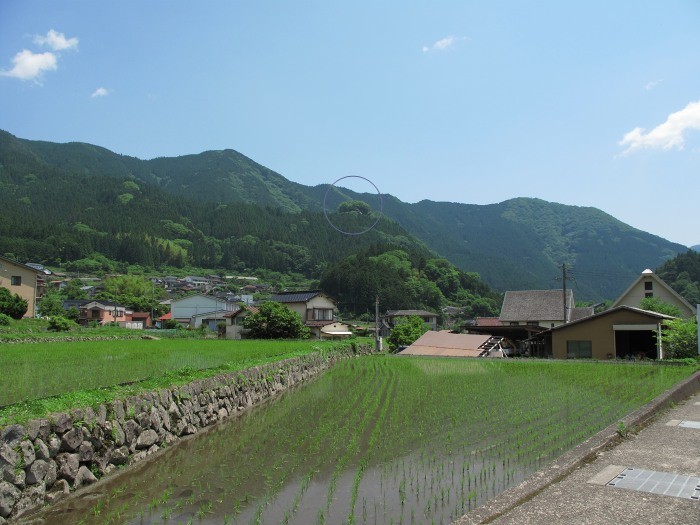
169, 294, 237, 327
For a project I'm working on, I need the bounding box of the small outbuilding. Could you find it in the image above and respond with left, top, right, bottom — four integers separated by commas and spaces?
531, 306, 675, 360
399, 330, 504, 358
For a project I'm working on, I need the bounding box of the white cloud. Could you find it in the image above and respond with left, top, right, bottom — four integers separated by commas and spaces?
422, 35, 467, 53
644, 79, 663, 91
34, 29, 78, 51
91, 87, 109, 98
1, 29, 78, 83
619, 100, 700, 155
0, 49, 57, 81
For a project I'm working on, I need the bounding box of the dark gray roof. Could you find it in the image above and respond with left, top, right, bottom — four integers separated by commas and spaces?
569, 306, 594, 322
500, 290, 573, 322
269, 291, 322, 303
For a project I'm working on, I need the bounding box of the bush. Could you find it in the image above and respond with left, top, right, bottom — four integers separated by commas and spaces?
243, 302, 311, 339
387, 315, 429, 352
0, 286, 28, 319
48, 316, 75, 332
661, 318, 698, 359
0, 313, 12, 326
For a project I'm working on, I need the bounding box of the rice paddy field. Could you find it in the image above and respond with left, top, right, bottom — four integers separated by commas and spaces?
31, 356, 695, 525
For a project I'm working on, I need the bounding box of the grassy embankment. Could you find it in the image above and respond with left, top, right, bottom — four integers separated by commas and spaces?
0, 331, 371, 427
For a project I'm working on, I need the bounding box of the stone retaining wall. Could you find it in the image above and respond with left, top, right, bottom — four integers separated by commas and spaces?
0, 343, 373, 522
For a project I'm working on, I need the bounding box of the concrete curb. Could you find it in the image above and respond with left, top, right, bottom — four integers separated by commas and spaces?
452, 369, 700, 525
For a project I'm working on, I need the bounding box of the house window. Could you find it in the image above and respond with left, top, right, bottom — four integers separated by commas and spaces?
644, 281, 653, 291
645, 292, 653, 298
509, 322, 519, 326
310, 308, 333, 321
10, 276, 21, 286
567, 340, 592, 359
526, 321, 539, 326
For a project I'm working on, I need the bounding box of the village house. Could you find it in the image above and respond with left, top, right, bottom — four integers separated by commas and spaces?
465, 289, 593, 356
77, 301, 131, 326
0, 255, 46, 318
169, 293, 238, 327
612, 268, 696, 318
224, 305, 259, 340
380, 309, 439, 338
499, 289, 594, 328
268, 291, 350, 339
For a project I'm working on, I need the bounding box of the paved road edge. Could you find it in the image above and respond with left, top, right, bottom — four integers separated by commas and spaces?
452, 369, 700, 525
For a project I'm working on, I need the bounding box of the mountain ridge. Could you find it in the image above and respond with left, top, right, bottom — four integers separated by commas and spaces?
0, 130, 687, 300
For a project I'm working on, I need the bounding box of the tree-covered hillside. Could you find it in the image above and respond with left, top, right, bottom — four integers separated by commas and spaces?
656, 250, 700, 305
0, 130, 688, 301
0, 130, 431, 277
320, 246, 501, 317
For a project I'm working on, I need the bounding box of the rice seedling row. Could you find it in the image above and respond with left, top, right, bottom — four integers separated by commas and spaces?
32, 356, 694, 525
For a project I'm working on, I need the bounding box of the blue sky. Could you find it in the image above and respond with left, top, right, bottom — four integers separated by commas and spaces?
1, 1, 699, 247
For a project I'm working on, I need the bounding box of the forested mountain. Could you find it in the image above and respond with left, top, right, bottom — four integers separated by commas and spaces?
0, 130, 688, 301
655, 250, 700, 305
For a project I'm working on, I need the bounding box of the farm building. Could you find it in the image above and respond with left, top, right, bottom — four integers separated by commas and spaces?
527, 306, 675, 360
399, 330, 509, 358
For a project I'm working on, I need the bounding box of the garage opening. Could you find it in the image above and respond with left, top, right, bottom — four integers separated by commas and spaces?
614, 327, 658, 360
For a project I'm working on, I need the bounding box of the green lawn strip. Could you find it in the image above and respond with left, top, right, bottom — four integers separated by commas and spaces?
0, 338, 357, 405
0, 340, 367, 427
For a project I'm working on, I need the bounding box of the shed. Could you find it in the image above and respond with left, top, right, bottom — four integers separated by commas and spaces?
399, 330, 493, 358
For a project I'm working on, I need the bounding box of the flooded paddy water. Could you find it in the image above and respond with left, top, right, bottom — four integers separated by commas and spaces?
24, 357, 692, 525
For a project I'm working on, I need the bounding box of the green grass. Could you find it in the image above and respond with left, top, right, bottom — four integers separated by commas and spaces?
0, 317, 211, 341
0, 338, 367, 426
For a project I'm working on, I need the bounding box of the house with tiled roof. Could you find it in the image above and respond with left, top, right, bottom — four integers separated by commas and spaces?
499, 289, 592, 329
268, 291, 338, 338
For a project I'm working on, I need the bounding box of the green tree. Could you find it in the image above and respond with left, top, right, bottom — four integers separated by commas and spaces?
639, 297, 682, 318
386, 315, 429, 353
660, 318, 698, 359
48, 316, 75, 332
96, 274, 162, 312
0, 287, 28, 319
62, 278, 89, 300
338, 200, 372, 215
38, 291, 65, 317
243, 302, 310, 339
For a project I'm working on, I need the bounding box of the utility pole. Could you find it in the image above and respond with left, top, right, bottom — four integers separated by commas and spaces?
375, 295, 381, 352
562, 263, 568, 323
